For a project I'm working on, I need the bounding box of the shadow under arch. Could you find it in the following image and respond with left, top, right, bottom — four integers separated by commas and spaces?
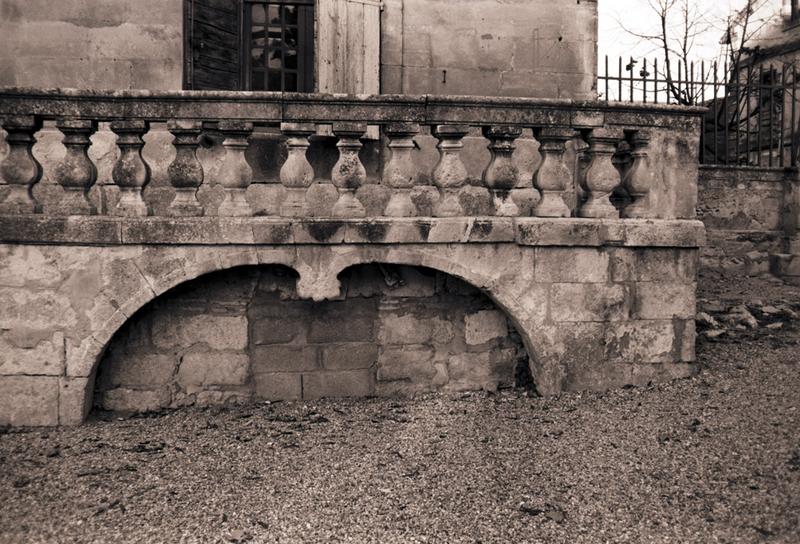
89, 258, 531, 418
323, 249, 540, 380
335, 261, 537, 391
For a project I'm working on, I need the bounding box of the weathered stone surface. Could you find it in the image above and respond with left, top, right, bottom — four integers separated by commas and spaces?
253, 372, 302, 400
0, 331, 64, 375
379, 314, 453, 345
308, 305, 376, 343
636, 249, 697, 282
532, 322, 605, 394
59, 377, 92, 426
0, 235, 700, 424
322, 343, 379, 370
464, 310, 508, 345
446, 349, 516, 391
151, 314, 248, 351
535, 247, 609, 283
635, 282, 696, 320
0, 376, 59, 426
98, 352, 176, 389
605, 320, 685, 363
303, 369, 374, 399
101, 387, 171, 412
250, 317, 306, 345
177, 351, 249, 388
251, 345, 319, 373
550, 283, 631, 322
377, 346, 436, 382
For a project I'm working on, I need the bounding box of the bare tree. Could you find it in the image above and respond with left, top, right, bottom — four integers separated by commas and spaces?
617, 0, 775, 105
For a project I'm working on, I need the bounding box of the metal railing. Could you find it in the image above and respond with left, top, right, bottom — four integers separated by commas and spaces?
599, 55, 799, 167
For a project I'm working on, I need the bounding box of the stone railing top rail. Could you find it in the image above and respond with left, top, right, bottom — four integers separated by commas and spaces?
0, 87, 705, 127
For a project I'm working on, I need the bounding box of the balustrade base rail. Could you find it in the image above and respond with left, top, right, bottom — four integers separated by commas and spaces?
0, 215, 706, 248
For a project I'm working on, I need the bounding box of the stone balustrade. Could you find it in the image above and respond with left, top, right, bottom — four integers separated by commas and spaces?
0, 89, 704, 220
0, 90, 708, 426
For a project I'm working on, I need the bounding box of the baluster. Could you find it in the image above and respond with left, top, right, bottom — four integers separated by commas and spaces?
432, 124, 469, 217
483, 125, 522, 216
111, 120, 151, 216
0, 116, 43, 214
383, 123, 420, 217
217, 121, 254, 216
167, 120, 204, 216
279, 122, 315, 217
53, 119, 97, 215
622, 130, 653, 218
579, 127, 623, 218
331, 123, 367, 218
532, 127, 574, 218
611, 140, 632, 211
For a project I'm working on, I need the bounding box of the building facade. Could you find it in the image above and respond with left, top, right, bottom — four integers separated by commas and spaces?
0, 0, 598, 98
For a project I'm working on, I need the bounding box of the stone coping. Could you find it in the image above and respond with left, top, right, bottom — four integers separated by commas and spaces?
0, 216, 706, 248
0, 88, 704, 129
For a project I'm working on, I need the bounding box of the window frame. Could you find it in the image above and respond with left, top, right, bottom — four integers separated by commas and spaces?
241, 0, 316, 92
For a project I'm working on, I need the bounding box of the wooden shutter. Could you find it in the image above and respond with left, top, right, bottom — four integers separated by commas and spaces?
317, 0, 381, 94
185, 0, 242, 90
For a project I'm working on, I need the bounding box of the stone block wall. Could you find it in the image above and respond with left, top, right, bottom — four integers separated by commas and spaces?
698, 165, 794, 274
0, 218, 705, 425
0, 0, 183, 90
94, 264, 527, 411
529, 246, 697, 393
380, 0, 598, 98
0, 0, 597, 99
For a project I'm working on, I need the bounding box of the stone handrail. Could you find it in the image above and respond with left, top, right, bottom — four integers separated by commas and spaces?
0, 88, 705, 220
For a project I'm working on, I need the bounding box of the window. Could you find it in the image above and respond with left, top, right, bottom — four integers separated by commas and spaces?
184, 0, 379, 94
244, 0, 315, 92
793, 0, 800, 23
184, 0, 314, 92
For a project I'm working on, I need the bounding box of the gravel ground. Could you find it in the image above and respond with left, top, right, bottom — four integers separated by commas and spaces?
1, 275, 799, 544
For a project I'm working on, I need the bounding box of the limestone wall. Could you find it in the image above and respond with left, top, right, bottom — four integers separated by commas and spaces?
0, 0, 597, 99
698, 166, 793, 274
0, 0, 183, 90
380, 0, 598, 98
95, 264, 526, 411
0, 227, 703, 426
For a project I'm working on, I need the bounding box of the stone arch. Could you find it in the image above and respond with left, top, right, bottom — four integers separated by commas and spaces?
65, 243, 552, 423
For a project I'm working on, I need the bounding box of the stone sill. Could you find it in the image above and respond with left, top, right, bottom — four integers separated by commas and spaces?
0, 216, 706, 248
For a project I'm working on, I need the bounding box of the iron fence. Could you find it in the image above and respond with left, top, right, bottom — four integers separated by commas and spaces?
598, 55, 800, 167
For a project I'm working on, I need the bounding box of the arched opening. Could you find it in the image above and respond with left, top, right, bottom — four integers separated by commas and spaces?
93, 262, 534, 413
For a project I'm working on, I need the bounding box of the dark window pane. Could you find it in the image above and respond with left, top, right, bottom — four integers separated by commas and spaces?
285, 50, 298, 70
284, 26, 298, 47
268, 70, 281, 91
285, 72, 297, 91
252, 71, 265, 91
284, 6, 298, 25
251, 47, 265, 67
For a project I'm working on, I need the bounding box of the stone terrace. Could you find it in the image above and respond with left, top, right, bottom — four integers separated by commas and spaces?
0, 89, 705, 426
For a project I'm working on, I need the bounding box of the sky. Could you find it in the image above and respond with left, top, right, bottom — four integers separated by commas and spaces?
599, 0, 757, 64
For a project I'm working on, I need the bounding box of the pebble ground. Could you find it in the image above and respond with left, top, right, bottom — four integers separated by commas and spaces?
1, 275, 798, 543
